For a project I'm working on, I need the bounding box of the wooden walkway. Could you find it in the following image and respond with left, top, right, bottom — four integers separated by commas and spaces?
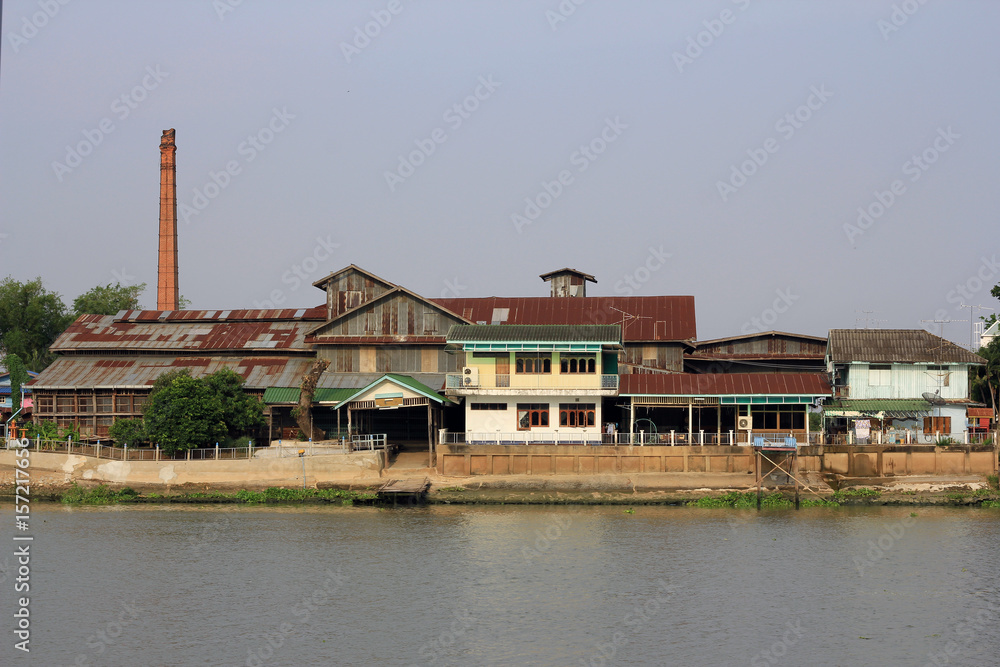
377, 478, 431, 505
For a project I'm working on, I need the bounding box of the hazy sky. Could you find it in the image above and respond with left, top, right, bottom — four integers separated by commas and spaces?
2, 0, 997, 348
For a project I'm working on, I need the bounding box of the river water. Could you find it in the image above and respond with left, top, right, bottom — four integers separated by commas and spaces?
1, 503, 999, 666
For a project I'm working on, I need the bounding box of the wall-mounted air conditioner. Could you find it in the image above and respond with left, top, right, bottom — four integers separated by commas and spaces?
462, 367, 479, 386
737, 416, 752, 430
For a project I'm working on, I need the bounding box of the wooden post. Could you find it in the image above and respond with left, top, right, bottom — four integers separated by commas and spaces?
794, 450, 800, 510
427, 401, 433, 467
755, 449, 762, 510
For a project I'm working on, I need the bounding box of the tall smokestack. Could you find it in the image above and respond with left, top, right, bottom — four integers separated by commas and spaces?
157, 129, 179, 311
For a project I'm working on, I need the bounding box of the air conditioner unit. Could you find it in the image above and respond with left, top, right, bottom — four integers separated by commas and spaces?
462, 367, 479, 386
737, 416, 752, 430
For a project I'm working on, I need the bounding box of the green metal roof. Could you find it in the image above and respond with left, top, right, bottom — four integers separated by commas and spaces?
263, 387, 356, 405
333, 374, 451, 409
823, 399, 932, 418
447, 324, 621, 344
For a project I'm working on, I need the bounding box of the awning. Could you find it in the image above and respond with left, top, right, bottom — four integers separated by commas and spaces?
262, 387, 355, 405
967, 407, 994, 418
823, 399, 931, 419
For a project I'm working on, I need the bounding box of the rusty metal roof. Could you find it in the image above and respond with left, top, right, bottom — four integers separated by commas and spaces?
828, 329, 986, 364
447, 324, 621, 343
30, 356, 317, 390
431, 296, 696, 343
620, 373, 831, 396
51, 311, 325, 353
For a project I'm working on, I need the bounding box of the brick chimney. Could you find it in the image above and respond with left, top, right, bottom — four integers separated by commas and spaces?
157, 129, 179, 310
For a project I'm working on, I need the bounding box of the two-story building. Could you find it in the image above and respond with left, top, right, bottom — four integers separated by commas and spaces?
445, 324, 622, 444
823, 329, 986, 443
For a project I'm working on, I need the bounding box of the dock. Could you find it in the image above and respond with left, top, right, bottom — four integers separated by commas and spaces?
376, 478, 431, 505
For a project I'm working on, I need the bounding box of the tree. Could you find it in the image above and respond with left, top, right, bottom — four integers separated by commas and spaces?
0, 277, 73, 371
142, 368, 264, 453
73, 282, 146, 316
973, 337, 1000, 422
108, 418, 148, 446
295, 359, 329, 440
204, 368, 265, 438
2, 353, 29, 415
144, 373, 226, 454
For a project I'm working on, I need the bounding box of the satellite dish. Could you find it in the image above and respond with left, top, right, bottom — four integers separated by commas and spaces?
922, 391, 945, 405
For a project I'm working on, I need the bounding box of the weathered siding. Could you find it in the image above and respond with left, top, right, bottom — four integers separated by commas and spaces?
843, 364, 971, 400
621, 343, 684, 373
325, 293, 463, 337
323, 269, 393, 320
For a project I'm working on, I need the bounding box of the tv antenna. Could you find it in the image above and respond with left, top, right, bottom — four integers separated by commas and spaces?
855, 310, 886, 329
959, 304, 991, 351
609, 306, 650, 335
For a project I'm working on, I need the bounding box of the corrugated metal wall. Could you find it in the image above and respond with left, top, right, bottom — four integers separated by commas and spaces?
846, 364, 971, 399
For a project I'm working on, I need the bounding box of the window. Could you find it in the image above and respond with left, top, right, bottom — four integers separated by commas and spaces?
95, 394, 113, 413
559, 403, 596, 427
517, 403, 549, 430
923, 416, 951, 435
36, 395, 53, 414
470, 403, 507, 411
869, 365, 891, 386
56, 394, 75, 413
515, 355, 551, 374
115, 395, 131, 413
753, 407, 805, 430
560, 356, 596, 374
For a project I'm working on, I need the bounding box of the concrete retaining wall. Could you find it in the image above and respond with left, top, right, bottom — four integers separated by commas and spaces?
436, 444, 998, 477
0, 449, 385, 487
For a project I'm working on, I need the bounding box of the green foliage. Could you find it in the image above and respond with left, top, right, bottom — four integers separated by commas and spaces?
936, 437, 957, 446
981, 500, 1000, 508
29, 419, 59, 440
829, 487, 882, 502
987, 474, 999, 491
800, 497, 840, 507
687, 491, 792, 509
61, 483, 139, 504
972, 337, 1000, 415
144, 373, 227, 454
808, 411, 823, 433
0, 276, 73, 371
204, 368, 265, 438
2, 353, 29, 414
108, 418, 148, 446
143, 368, 264, 453
72, 282, 146, 316
60, 424, 82, 443
233, 487, 376, 505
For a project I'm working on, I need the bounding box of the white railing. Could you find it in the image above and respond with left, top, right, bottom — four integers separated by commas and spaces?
349, 434, 390, 451
445, 373, 618, 391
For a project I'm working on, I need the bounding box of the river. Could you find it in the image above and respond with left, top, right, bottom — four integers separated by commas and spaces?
1, 503, 998, 666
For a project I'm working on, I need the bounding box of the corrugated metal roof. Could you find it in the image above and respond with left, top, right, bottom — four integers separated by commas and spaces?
333, 373, 451, 409
967, 407, 994, 418
50, 313, 321, 353
539, 268, 597, 282
447, 324, 620, 343
263, 387, 356, 404
620, 373, 831, 396
822, 399, 932, 418
431, 296, 696, 342
31, 356, 316, 390
828, 329, 986, 364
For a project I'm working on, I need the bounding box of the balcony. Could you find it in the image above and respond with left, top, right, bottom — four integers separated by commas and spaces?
445, 373, 619, 396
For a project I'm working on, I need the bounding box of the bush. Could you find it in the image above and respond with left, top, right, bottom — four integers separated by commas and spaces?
28, 419, 59, 441
108, 418, 148, 446
61, 483, 139, 504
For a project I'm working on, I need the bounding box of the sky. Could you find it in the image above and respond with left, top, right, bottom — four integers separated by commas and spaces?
1, 0, 998, 349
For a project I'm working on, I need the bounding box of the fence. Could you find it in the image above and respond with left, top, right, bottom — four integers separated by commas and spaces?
4, 435, 390, 461
441, 430, 996, 447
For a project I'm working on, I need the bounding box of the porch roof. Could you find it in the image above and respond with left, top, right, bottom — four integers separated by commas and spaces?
822, 399, 932, 418
620, 372, 831, 400
446, 324, 621, 352
332, 374, 452, 409
262, 387, 356, 405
